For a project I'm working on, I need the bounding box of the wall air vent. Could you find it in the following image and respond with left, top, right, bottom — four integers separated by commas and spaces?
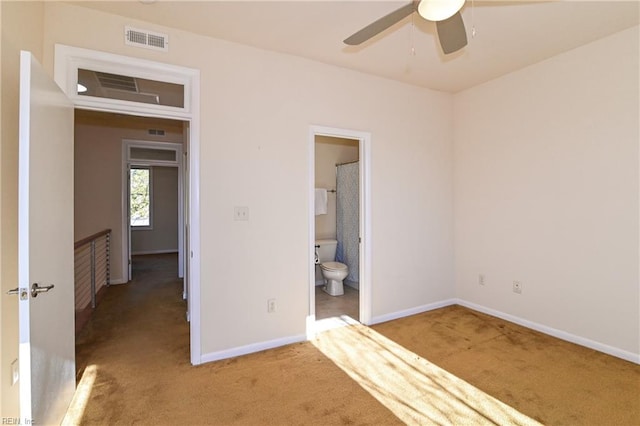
125, 26, 169, 52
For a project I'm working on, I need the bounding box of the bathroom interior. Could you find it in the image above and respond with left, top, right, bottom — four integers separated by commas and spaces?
314, 135, 360, 321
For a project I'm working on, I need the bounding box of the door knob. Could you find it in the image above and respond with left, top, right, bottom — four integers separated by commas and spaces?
31, 283, 54, 297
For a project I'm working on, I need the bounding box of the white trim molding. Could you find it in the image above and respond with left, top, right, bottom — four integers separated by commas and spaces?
308, 125, 373, 336
54, 44, 202, 366
200, 334, 307, 364
122, 140, 184, 280
203, 297, 638, 365
54, 44, 195, 119
371, 297, 639, 364
370, 299, 457, 325
456, 299, 640, 364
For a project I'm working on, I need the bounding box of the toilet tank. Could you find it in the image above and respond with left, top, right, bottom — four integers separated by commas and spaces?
316, 239, 337, 263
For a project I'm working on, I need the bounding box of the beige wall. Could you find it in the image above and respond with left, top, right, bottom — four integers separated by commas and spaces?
453, 26, 640, 356
75, 110, 183, 283
41, 2, 454, 355
131, 166, 179, 255
314, 136, 359, 240
0, 1, 44, 418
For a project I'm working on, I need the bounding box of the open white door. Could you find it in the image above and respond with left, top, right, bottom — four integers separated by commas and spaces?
18, 51, 75, 424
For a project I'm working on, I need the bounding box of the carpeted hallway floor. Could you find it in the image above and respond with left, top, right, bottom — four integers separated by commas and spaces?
65, 254, 640, 425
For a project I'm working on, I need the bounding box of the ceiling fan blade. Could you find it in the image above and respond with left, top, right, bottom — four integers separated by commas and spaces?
436, 11, 468, 54
344, 2, 416, 46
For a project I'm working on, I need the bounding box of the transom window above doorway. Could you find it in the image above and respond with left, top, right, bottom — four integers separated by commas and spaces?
77, 68, 185, 108
54, 44, 198, 120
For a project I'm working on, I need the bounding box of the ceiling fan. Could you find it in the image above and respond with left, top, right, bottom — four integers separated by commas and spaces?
344, 0, 467, 54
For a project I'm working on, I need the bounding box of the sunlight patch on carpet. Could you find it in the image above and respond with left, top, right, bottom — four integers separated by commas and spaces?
314, 314, 360, 333
312, 320, 541, 425
61, 364, 97, 425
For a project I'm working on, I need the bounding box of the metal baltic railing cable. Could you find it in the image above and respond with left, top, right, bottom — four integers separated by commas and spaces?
74, 229, 111, 314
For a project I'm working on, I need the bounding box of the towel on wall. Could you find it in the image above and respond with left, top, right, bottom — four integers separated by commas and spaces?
315, 188, 328, 215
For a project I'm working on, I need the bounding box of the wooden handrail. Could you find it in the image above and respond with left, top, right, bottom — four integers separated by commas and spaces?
74, 229, 111, 249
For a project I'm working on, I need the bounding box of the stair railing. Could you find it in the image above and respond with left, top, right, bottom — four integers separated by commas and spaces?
74, 229, 111, 331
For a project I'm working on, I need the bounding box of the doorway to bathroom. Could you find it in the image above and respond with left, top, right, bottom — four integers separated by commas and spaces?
308, 126, 372, 333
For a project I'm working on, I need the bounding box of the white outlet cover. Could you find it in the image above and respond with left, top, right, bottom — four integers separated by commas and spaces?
234, 206, 249, 221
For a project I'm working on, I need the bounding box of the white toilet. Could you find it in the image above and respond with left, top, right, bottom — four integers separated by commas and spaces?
315, 239, 348, 296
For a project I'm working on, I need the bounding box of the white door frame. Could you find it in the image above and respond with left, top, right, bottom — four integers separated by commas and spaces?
122, 140, 184, 281
307, 125, 372, 336
54, 44, 202, 365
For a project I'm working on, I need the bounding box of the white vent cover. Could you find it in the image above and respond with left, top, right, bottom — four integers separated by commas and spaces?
125, 26, 169, 52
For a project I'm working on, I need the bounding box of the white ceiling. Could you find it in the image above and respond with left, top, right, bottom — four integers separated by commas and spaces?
72, 1, 639, 93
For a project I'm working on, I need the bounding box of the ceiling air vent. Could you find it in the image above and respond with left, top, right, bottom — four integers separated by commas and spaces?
125, 26, 169, 52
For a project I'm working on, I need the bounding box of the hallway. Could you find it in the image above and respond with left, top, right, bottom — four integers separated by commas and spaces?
75, 253, 188, 372
72, 253, 191, 421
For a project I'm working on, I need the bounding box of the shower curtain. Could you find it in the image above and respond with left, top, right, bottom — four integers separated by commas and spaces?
336, 162, 359, 284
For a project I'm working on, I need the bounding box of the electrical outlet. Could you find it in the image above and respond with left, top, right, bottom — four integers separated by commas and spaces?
479, 274, 485, 286
513, 281, 522, 294
234, 206, 249, 221
11, 359, 18, 385
267, 298, 276, 313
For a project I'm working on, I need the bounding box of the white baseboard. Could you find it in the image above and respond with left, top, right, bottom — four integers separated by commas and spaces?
131, 249, 178, 255
109, 277, 128, 285
199, 334, 307, 364
199, 298, 639, 366
456, 299, 640, 365
370, 299, 457, 325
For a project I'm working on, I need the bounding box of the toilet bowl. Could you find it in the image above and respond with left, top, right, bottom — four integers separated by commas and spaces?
320, 261, 348, 296
315, 239, 349, 297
